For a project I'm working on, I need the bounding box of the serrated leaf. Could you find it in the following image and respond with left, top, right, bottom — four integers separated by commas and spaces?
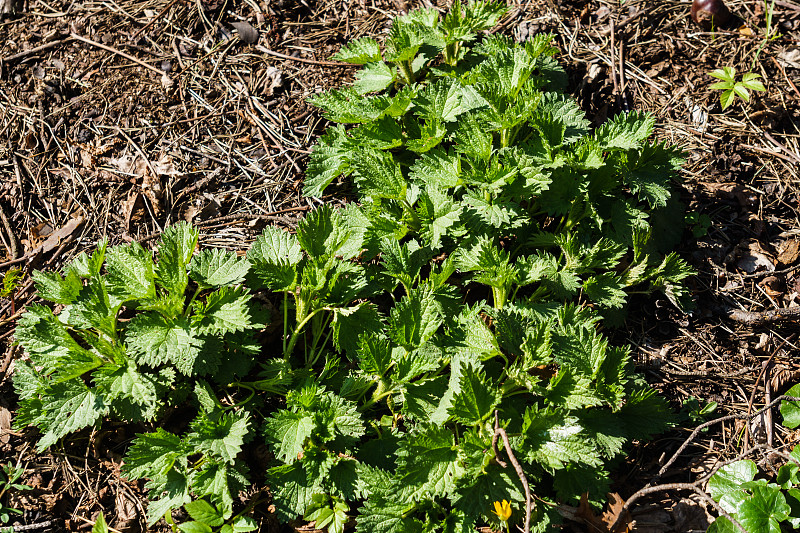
356, 333, 393, 376
263, 410, 314, 463
123, 428, 186, 480
409, 149, 461, 189
105, 241, 156, 301
389, 286, 443, 350
333, 37, 382, 64
396, 425, 463, 498
297, 205, 353, 259
355, 62, 396, 94
184, 499, 225, 527
303, 125, 352, 197
157, 222, 198, 295
332, 303, 384, 358
189, 248, 249, 288
719, 89, 735, 110
192, 286, 254, 335
32, 269, 82, 304
593, 111, 654, 150
268, 457, 327, 522
309, 88, 385, 124
35, 380, 108, 451
521, 406, 602, 470
448, 363, 500, 425
582, 273, 627, 308
351, 148, 407, 201
126, 313, 202, 374
356, 496, 423, 533
188, 411, 250, 464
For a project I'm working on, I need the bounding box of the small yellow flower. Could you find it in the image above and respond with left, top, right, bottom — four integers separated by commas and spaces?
491, 499, 512, 522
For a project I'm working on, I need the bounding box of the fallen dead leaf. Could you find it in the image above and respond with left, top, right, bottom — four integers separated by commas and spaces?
730, 240, 775, 274
0, 405, 11, 445
27, 216, 85, 257
778, 48, 800, 69
778, 239, 800, 266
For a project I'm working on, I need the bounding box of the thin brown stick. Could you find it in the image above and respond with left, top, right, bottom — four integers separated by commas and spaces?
728, 307, 800, 326
657, 394, 800, 478
0, 39, 73, 63
744, 334, 794, 450
129, 0, 185, 41
70, 33, 165, 76
255, 45, 351, 67
611, 483, 746, 533
493, 411, 531, 533
0, 204, 18, 259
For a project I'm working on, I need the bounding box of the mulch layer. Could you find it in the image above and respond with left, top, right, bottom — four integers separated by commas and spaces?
1, 0, 800, 531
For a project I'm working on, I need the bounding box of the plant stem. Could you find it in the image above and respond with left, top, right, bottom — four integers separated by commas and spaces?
285, 307, 331, 358
282, 291, 288, 355
399, 59, 415, 84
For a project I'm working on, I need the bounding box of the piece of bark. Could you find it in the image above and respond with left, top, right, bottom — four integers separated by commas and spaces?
0, 0, 23, 15
728, 307, 800, 326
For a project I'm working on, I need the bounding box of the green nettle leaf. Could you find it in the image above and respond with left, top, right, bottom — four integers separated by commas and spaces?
521, 406, 602, 470
123, 428, 187, 480
189, 248, 250, 288
188, 411, 251, 464
125, 313, 202, 375
157, 222, 198, 295
396, 425, 463, 498
355, 62, 396, 94
184, 499, 225, 527
32, 269, 82, 304
192, 286, 255, 335
35, 380, 108, 451
389, 286, 444, 350
333, 37, 382, 64
351, 148, 407, 201
67, 279, 117, 337
105, 241, 156, 301
448, 363, 501, 425
263, 410, 314, 463
593, 111, 655, 150
357, 333, 394, 376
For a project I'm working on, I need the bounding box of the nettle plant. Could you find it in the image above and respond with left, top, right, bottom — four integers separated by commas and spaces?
13, 2, 694, 532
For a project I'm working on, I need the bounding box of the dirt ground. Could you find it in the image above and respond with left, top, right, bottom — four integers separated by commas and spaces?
1, 0, 799, 531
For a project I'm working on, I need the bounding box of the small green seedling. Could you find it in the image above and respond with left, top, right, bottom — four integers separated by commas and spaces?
709, 66, 766, 110
0, 462, 32, 524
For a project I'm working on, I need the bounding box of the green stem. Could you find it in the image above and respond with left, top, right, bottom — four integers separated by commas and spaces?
399, 59, 415, 84
282, 291, 288, 355
401, 199, 422, 231
360, 387, 395, 412
307, 317, 334, 368
182, 286, 202, 318
285, 307, 331, 358
228, 382, 256, 408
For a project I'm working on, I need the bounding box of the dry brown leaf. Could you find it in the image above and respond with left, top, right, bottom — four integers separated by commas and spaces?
601, 493, 633, 533
27, 216, 85, 256
0, 405, 11, 445
778, 239, 800, 266
122, 191, 145, 232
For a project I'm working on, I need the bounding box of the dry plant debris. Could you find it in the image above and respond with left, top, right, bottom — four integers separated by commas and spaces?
0, 0, 799, 531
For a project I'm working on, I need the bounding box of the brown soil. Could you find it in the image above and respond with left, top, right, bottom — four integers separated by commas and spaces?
1, 0, 799, 531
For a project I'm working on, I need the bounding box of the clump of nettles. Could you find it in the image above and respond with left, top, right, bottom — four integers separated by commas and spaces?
12, 2, 693, 532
